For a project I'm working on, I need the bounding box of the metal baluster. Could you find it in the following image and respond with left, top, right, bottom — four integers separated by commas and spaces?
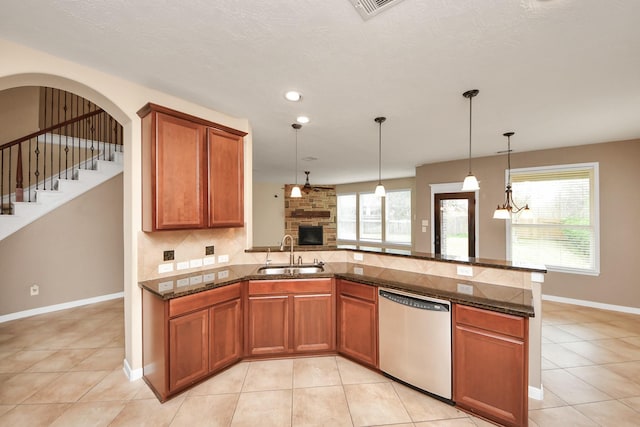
8, 148, 12, 208
1, 149, 4, 214
71, 95, 78, 179
28, 138, 32, 202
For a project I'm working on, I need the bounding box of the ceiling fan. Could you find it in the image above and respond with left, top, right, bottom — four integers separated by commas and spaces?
302, 171, 334, 193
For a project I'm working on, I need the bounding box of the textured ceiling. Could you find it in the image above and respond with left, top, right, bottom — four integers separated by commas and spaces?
1, 0, 639, 185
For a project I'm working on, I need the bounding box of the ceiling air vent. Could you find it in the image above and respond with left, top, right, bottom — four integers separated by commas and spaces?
349, 0, 406, 20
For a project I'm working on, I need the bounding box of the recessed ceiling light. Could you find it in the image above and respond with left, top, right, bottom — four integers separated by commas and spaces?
296, 116, 310, 124
285, 91, 302, 102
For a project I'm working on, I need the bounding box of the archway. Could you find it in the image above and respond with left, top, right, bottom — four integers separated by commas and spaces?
0, 72, 138, 379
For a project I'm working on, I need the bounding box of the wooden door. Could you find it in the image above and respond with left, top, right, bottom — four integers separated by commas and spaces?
168, 309, 208, 391
209, 298, 242, 372
293, 294, 334, 352
207, 127, 244, 227
337, 294, 378, 367
153, 112, 207, 230
454, 306, 527, 427
247, 295, 289, 355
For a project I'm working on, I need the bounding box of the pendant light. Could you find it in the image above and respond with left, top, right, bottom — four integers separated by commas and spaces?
461, 89, 480, 191
290, 123, 302, 198
374, 116, 386, 197
493, 132, 531, 219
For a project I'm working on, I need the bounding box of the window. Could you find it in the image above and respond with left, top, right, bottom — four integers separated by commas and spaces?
337, 194, 356, 240
337, 189, 411, 247
507, 163, 599, 275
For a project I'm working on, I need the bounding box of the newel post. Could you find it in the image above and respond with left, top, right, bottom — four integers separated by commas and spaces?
15, 142, 24, 202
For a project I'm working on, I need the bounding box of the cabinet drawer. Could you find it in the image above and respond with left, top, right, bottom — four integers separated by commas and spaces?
248, 279, 332, 295
169, 283, 241, 318
338, 280, 377, 303
455, 304, 525, 339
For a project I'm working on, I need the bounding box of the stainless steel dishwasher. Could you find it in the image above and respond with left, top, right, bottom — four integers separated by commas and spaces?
378, 288, 452, 400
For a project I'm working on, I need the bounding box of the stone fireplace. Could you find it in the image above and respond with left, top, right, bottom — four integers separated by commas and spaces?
284, 184, 337, 246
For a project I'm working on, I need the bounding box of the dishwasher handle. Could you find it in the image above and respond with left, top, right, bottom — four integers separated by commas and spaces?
379, 289, 450, 312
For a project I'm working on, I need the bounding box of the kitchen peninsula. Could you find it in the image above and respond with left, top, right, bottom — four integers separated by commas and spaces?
140, 248, 544, 427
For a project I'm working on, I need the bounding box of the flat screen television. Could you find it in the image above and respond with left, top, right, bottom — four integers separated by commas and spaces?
298, 225, 323, 246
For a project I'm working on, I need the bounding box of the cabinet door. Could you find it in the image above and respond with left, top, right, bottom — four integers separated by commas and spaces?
207, 127, 244, 227
293, 294, 334, 352
454, 323, 527, 427
169, 309, 208, 392
337, 294, 378, 367
154, 112, 207, 230
209, 298, 242, 372
247, 296, 289, 355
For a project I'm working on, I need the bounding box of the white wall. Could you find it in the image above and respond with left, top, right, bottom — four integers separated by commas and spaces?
252, 181, 285, 246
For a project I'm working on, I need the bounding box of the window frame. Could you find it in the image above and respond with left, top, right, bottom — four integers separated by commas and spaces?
337, 188, 412, 249
505, 162, 600, 276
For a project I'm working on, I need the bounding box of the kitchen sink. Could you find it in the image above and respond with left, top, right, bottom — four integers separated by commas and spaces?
257, 264, 325, 275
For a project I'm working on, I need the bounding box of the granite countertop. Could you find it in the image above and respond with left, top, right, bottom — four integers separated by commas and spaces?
246, 245, 546, 274
139, 262, 534, 318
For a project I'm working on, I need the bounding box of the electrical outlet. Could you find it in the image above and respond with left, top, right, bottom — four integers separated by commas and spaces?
353, 252, 364, 261
163, 250, 175, 261
218, 254, 229, 263
190, 258, 203, 268
456, 265, 473, 277
205, 245, 215, 255
177, 261, 189, 270
203, 257, 215, 266
30, 284, 39, 296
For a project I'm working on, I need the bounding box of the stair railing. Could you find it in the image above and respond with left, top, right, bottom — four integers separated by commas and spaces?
1, 91, 123, 214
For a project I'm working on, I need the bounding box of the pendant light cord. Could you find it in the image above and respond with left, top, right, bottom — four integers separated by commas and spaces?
468, 95, 473, 175
378, 120, 382, 184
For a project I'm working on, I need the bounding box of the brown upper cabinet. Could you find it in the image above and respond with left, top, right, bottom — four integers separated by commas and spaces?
138, 103, 246, 231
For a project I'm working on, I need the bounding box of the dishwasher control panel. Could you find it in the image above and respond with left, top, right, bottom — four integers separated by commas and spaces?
379, 289, 450, 312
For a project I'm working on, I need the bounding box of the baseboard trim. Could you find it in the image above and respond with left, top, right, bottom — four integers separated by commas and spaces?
528, 385, 544, 400
0, 291, 124, 323
542, 294, 640, 315
123, 358, 143, 382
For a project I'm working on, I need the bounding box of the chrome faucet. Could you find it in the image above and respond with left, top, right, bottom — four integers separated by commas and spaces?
280, 234, 295, 265
265, 248, 272, 266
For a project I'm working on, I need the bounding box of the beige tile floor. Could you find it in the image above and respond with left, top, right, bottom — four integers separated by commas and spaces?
0, 298, 638, 426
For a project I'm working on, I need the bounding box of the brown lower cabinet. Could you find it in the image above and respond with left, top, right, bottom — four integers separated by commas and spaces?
246, 278, 335, 356
142, 283, 243, 401
453, 304, 529, 427
336, 279, 378, 368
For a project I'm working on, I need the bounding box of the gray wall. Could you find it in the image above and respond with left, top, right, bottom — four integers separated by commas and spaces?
415, 139, 640, 309
0, 174, 124, 315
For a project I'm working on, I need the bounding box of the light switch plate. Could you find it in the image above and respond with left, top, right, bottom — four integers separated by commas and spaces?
218, 254, 229, 263
457, 265, 473, 277
190, 258, 203, 268
353, 252, 364, 261
176, 261, 189, 270
203, 257, 215, 266
158, 263, 174, 274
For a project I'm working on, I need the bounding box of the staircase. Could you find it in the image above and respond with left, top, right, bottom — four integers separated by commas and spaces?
0, 87, 124, 241
0, 149, 123, 241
